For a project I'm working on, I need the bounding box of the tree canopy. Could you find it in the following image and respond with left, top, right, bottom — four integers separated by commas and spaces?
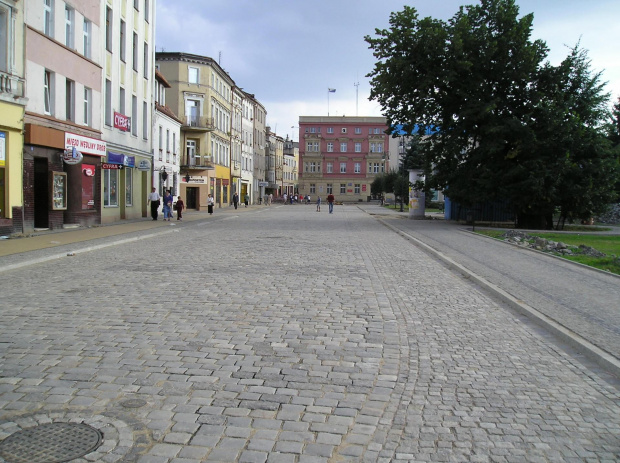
366, 0, 619, 228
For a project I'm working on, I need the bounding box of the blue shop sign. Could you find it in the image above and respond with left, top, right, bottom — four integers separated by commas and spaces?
107, 152, 135, 167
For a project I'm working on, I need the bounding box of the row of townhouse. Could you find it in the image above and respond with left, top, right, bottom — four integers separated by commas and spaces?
154, 52, 298, 209
0, 1, 295, 235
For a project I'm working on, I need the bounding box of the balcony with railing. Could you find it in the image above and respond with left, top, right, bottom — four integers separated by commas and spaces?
0, 71, 25, 104
182, 153, 215, 170
181, 115, 215, 132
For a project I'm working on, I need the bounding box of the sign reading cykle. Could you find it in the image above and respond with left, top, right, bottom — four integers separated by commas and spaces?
65, 132, 106, 157
114, 112, 131, 132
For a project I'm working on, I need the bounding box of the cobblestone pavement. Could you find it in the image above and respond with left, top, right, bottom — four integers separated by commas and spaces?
0, 205, 619, 462
372, 213, 620, 363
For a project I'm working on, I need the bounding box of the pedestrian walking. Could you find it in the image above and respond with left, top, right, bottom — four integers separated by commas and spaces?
327, 193, 335, 213
268, 193, 273, 205
306, 195, 311, 205
283, 193, 288, 204
244, 193, 249, 207
163, 190, 173, 221
147, 187, 161, 220
207, 194, 214, 214
233, 192, 239, 210
316, 196, 321, 212
175, 196, 184, 221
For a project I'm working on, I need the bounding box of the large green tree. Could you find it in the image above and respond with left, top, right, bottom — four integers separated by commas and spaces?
366, 0, 618, 229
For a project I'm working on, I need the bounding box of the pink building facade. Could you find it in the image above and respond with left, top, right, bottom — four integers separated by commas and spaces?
298, 116, 389, 202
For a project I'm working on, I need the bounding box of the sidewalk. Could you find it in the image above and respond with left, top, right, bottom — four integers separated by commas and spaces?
0, 205, 257, 257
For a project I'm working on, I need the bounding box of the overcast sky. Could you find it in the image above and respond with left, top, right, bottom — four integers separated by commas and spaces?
155, 0, 620, 141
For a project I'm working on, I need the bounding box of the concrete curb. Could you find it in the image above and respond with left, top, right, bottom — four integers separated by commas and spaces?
376, 217, 620, 379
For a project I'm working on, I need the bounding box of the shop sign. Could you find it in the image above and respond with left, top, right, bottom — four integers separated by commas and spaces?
63, 147, 83, 165
65, 132, 106, 157
222, 179, 229, 186
107, 152, 135, 167
114, 112, 131, 132
258, 181, 269, 187
137, 159, 151, 171
102, 163, 124, 170
0, 132, 5, 167
184, 176, 206, 183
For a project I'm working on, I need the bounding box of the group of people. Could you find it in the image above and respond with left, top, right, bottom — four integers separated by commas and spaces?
314, 193, 336, 213
147, 189, 337, 220
232, 193, 250, 209
148, 188, 184, 221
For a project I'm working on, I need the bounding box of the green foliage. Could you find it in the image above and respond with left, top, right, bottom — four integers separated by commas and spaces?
365, 0, 619, 229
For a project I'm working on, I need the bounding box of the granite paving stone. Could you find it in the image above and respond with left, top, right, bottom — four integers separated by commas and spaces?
0, 205, 618, 461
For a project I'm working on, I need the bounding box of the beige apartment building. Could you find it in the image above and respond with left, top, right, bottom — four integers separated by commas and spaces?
155, 52, 234, 209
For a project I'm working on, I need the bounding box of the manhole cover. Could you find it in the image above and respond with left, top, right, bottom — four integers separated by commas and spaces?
0, 422, 103, 463
120, 398, 147, 408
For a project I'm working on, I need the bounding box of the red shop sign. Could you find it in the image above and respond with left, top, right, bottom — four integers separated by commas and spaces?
114, 112, 131, 132
102, 163, 124, 170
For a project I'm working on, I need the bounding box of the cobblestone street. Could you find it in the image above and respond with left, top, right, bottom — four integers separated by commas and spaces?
1, 205, 619, 462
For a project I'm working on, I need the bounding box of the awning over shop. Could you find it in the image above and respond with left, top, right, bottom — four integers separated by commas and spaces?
107, 152, 135, 167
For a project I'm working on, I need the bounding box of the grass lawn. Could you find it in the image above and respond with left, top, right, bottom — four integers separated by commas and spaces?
476, 229, 620, 275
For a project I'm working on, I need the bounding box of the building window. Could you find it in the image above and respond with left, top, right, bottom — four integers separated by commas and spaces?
309, 162, 317, 173
326, 162, 333, 173
64, 6, 74, 48
105, 7, 112, 52
341, 127, 347, 133
327, 142, 334, 152
355, 127, 361, 134
158, 126, 162, 160
327, 127, 333, 134
310, 184, 316, 194
370, 142, 384, 153
327, 184, 333, 194
143, 101, 148, 140
355, 142, 361, 152
132, 32, 138, 71
119, 20, 126, 62
374, 128, 381, 134
143, 42, 148, 78
125, 168, 133, 206
144, 0, 150, 21
340, 142, 347, 153
131, 95, 137, 136
83, 87, 91, 126
119, 87, 125, 115
44, 0, 54, 38
65, 78, 75, 122
188, 66, 199, 84
354, 162, 361, 173
340, 183, 346, 194
103, 169, 118, 206
83, 19, 91, 59
340, 162, 346, 173
44, 70, 53, 115
354, 184, 361, 194
104, 79, 111, 125
133, 0, 139, 10
310, 127, 316, 133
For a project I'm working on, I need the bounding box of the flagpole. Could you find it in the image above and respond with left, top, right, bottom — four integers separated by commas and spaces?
327, 88, 336, 116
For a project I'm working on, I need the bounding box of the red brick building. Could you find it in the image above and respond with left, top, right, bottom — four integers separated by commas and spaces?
298, 116, 389, 202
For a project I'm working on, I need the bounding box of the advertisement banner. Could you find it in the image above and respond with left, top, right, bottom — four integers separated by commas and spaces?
65, 132, 106, 157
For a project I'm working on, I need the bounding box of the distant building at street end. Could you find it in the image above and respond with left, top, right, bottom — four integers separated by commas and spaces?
298, 116, 389, 202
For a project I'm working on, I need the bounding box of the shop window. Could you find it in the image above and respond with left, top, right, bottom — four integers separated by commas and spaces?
104, 169, 118, 206
82, 164, 95, 209
125, 168, 133, 206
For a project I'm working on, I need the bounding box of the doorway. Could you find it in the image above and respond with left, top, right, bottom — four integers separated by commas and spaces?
34, 158, 49, 228
186, 187, 198, 209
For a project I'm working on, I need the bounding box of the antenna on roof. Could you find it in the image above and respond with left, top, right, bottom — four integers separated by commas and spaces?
354, 80, 359, 116
218, 51, 222, 65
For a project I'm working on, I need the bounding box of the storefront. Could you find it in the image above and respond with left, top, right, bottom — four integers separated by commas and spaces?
22, 126, 105, 232
179, 174, 208, 210
100, 151, 149, 223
